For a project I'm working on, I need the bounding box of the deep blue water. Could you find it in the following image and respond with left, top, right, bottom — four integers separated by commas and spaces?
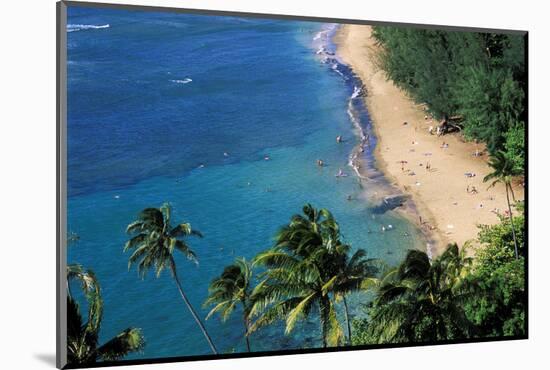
66, 6, 423, 360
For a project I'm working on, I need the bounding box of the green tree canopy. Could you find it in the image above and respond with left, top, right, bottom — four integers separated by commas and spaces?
372, 27, 525, 167
67, 264, 145, 365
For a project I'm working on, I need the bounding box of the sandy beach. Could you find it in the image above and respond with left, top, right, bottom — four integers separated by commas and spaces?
334, 24, 524, 253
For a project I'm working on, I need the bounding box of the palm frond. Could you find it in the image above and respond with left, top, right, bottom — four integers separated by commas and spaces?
248, 297, 305, 334
96, 328, 145, 361
285, 292, 317, 334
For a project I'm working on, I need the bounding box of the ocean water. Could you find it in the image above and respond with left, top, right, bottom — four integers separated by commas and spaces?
66, 6, 424, 359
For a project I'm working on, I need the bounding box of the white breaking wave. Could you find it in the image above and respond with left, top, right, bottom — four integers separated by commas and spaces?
67, 24, 110, 32
313, 24, 338, 42
313, 30, 328, 41
331, 63, 345, 78
347, 99, 370, 180
351, 85, 363, 99
170, 78, 193, 84
347, 103, 368, 143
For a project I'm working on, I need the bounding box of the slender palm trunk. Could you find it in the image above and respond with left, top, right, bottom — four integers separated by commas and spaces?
319, 297, 329, 348
67, 280, 72, 299
509, 183, 517, 203
506, 183, 519, 260
320, 320, 327, 348
170, 261, 218, 354
342, 295, 352, 343
243, 315, 251, 352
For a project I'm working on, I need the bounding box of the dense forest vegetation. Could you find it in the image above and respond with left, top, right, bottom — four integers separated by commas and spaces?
352, 206, 525, 345
371, 27, 526, 170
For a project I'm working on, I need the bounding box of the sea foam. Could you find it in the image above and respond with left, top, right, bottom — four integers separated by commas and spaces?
170, 78, 193, 84
67, 24, 110, 32
351, 85, 363, 99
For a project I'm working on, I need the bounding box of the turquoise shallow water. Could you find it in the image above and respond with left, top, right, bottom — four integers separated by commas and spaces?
66, 5, 423, 359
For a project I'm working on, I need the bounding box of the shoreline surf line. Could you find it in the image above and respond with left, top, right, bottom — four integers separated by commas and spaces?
314, 24, 435, 255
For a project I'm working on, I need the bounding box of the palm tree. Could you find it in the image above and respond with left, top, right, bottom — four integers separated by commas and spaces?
204, 258, 254, 352
124, 203, 218, 354
249, 204, 345, 348
332, 248, 379, 342
67, 264, 145, 365
367, 244, 473, 343
484, 151, 523, 259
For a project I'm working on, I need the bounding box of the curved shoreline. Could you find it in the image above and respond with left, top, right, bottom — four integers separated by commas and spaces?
314, 24, 435, 254
333, 24, 524, 253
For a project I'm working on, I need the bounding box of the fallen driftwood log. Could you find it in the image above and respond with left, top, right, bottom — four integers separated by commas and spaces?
437, 115, 463, 135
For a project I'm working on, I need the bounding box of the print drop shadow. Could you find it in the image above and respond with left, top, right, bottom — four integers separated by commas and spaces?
34, 353, 56, 367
